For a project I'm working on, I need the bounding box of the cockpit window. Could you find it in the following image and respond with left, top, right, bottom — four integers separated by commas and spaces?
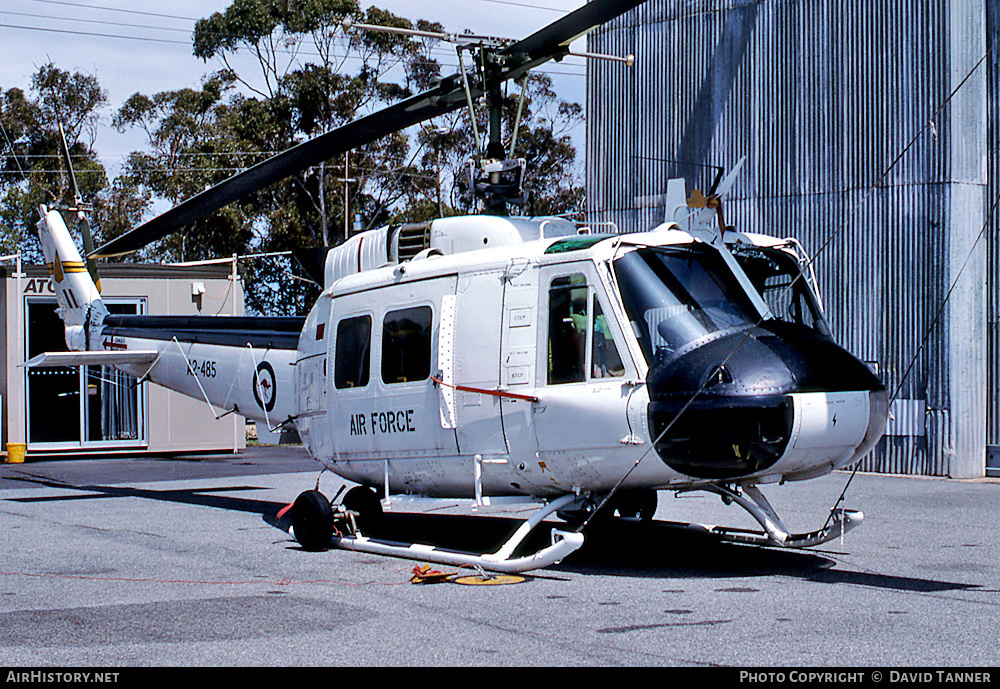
591, 298, 625, 378
547, 274, 626, 384
731, 245, 831, 338
612, 247, 760, 364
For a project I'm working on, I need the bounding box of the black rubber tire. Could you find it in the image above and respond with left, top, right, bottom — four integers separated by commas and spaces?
634, 490, 658, 521
291, 490, 334, 551
610, 490, 658, 521
342, 486, 383, 535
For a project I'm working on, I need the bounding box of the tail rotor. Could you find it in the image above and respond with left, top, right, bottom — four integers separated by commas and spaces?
58, 122, 101, 292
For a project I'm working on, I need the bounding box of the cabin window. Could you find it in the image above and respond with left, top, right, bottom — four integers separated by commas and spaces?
382, 306, 433, 384
334, 315, 372, 389
548, 274, 588, 384
591, 298, 625, 378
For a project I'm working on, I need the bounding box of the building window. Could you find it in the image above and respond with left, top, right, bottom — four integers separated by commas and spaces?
25, 298, 145, 446
334, 315, 372, 389
382, 306, 432, 384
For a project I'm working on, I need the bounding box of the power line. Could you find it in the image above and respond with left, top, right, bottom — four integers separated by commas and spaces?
0, 21, 587, 75
3, 9, 197, 34
22, 0, 197, 23
0, 22, 190, 45
0, 165, 441, 179
8, 1, 589, 67
23, 0, 570, 21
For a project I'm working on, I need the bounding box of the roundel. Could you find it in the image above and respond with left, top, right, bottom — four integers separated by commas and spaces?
253, 361, 277, 412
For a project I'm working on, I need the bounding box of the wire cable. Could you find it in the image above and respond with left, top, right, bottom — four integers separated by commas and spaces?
579, 43, 994, 531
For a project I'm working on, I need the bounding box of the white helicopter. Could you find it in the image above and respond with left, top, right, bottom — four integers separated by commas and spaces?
29, 0, 887, 574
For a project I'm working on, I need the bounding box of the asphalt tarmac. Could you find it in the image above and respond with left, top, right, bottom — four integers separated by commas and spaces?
1, 445, 998, 668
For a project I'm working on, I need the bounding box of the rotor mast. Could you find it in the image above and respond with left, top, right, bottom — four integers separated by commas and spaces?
349, 19, 528, 214
91, 0, 646, 259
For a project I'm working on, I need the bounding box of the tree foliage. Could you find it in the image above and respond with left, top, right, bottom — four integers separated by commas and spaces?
1, 3, 586, 316
114, 0, 445, 313
0, 64, 134, 261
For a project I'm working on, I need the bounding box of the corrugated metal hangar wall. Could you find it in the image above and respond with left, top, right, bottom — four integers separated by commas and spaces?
586, 0, 997, 478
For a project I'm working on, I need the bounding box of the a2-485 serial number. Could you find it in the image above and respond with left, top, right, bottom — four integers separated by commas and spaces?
186, 359, 218, 378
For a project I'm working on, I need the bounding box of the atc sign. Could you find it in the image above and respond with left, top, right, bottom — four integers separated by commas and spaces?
22, 278, 57, 294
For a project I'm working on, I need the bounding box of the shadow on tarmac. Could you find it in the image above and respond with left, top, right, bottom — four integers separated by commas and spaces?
4, 472, 978, 594
4, 472, 280, 516
275, 507, 979, 594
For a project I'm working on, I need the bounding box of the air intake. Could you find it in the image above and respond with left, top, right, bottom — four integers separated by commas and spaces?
394, 222, 432, 262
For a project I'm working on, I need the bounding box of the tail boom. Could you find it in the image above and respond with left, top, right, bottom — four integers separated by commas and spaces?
36, 206, 299, 428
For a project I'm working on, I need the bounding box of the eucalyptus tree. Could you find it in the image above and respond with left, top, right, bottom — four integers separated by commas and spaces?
0, 64, 132, 261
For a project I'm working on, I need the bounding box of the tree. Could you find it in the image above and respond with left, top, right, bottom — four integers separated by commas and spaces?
0, 64, 134, 261
112, 1, 448, 314
111, 0, 585, 315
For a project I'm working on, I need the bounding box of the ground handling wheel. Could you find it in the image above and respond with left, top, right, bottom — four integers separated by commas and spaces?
612, 490, 658, 521
291, 490, 334, 551
342, 486, 384, 536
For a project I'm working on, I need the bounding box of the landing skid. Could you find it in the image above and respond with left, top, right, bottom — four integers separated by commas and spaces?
291, 492, 584, 574
691, 484, 863, 548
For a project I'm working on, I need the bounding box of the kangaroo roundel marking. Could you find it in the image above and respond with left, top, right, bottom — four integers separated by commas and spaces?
253, 361, 277, 412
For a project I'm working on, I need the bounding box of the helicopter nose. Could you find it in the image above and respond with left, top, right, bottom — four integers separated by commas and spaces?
646, 322, 886, 481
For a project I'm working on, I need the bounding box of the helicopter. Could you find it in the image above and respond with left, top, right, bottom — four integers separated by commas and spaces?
29, 0, 887, 573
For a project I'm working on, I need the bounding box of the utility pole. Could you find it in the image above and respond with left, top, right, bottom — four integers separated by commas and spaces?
319, 161, 327, 246
337, 151, 357, 242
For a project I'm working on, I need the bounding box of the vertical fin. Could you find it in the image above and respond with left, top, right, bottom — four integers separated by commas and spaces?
36, 205, 107, 351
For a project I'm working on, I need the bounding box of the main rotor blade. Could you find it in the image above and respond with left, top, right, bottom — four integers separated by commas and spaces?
92, 87, 469, 258
93, 0, 647, 258
501, 0, 645, 62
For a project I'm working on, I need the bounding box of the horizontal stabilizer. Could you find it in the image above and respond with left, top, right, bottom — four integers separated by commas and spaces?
23, 350, 159, 368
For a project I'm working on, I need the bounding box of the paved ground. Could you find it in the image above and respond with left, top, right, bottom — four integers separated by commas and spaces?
0, 446, 998, 667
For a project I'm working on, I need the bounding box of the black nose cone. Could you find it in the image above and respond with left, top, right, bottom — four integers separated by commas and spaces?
647, 323, 883, 479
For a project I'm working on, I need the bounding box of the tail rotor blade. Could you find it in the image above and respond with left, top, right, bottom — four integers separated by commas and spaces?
59, 122, 101, 292
714, 156, 747, 199
77, 213, 101, 292
58, 123, 82, 204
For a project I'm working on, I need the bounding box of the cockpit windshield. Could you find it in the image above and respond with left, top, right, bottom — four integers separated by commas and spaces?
731, 244, 832, 339
613, 246, 761, 364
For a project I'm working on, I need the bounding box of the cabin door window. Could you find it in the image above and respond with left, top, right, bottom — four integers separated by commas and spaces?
533, 264, 633, 459
381, 306, 432, 385
546, 273, 625, 385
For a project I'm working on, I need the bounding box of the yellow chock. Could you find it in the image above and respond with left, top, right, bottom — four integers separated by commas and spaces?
6, 443, 26, 464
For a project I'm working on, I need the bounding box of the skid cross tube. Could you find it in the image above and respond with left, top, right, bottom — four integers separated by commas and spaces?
697, 484, 864, 548
325, 493, 584, 574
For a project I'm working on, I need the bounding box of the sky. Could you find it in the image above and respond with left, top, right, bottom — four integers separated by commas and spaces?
0, 0, 594, 177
